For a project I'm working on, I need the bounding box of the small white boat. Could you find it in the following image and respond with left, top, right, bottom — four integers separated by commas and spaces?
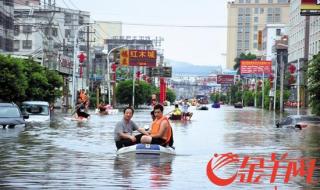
94, 108, 119, 115
117, 143, 175, 155
63, 117, 88, 122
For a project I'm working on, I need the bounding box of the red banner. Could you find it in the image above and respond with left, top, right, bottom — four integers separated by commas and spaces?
240, 60, 272, 75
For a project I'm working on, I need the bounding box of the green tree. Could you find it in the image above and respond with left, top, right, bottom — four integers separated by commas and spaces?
308, 54, 320, 115
166, 88, 176, 103
23, 60, 63, 103
0, 55, 28, 102
233, 52, 257, 73
115, 80, 152, 107
0, 54, 63, 103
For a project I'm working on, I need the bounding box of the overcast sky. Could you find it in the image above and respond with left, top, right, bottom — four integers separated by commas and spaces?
56, 0, 228, 67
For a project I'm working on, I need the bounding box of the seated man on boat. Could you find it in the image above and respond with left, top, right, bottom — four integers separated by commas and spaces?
181, 99, 193, 120
75, 103, 90, 119
169, 104, 182, 120
114, 107, 149, 150
141, 104, 174, 147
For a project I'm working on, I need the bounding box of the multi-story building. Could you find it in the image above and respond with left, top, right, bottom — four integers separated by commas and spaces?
261, 24, 286, 60
14, 1, 90, 74
14, 0, 90, 107
226, 0, 290, 69
0, 0, 14, 52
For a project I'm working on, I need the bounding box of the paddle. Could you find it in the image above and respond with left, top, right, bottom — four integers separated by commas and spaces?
71, 103, 83, 116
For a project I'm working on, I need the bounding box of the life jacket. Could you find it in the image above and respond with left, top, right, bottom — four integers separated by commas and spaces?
150, 116, 172, 145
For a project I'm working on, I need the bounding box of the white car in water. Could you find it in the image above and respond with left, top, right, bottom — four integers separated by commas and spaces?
21, 101, 51, 122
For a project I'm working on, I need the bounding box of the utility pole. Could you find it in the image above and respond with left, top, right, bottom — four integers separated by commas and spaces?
279, 52, 284, 112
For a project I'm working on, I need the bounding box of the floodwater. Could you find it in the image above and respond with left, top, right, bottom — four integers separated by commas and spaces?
0, 105, 319, 189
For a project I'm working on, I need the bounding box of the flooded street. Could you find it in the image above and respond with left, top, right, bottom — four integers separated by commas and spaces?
1, 106, 319, 189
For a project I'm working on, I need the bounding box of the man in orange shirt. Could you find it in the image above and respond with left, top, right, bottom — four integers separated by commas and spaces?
141, 104, 173, 147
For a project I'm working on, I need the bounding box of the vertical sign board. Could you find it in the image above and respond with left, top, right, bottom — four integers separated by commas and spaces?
240, 60, 272, 77
300, 0, 320, 16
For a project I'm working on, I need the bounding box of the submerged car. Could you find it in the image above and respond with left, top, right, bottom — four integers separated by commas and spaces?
21, 101, 50, 122
276, 115, 320, 129
0, 103, 28, 128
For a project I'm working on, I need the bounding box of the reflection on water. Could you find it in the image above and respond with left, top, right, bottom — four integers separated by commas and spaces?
0, 105, 319, 189
114, 154, 174, 189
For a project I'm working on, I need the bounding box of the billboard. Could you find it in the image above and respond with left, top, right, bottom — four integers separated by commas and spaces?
120, 49, 157, 67
146, 67, 172, 78
240, 60, 272, 77
217, 75, 234, 84
300, 0, 320, 16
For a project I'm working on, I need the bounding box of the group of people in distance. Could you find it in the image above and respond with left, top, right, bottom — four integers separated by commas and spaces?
114, 104, 174, 150
169, 99, 193, 121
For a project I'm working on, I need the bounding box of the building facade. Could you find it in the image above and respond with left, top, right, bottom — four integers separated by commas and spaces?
0, 0, 14, 52
14, 2, 90, 74
226, 0, 290, 69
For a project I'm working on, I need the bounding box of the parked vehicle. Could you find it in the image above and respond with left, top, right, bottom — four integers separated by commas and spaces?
276, 115, 320, 129
21, 101, 50, 122
234, 102, 243, 108
0, 103, 28, 128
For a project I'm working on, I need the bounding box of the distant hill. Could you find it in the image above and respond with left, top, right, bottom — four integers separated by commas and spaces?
165, 59, 221, 76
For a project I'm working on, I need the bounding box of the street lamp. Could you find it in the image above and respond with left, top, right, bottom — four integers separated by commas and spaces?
72, 24, 90, 109
102, 45, 127, 105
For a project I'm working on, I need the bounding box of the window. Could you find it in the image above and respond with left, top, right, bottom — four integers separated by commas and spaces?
254, 34, 258, 40
52, 28, 58, 37
65, 14, 72, 24
277, 0, 287, 3
22, 25, 32, 33
65, 29, 71, 38
268, 0, 273, 3
254, 42, 258, 48
246, 0, 251, 3
22, 40, 32, 49
260, 8, 264, 14
239, 0, 244, 3
254, 17, 259, 22
13, 40, 19, 51
79, 16, 84, 25
254, 8, 259, 14
255, 0, 259, 3
14, 25, 20, 36
254, 25, 258, 31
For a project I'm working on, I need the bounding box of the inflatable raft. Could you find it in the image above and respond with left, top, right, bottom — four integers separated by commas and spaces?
117, 143, 175, 155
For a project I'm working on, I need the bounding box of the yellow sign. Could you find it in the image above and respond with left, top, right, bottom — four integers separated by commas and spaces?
120, 49, 129, 66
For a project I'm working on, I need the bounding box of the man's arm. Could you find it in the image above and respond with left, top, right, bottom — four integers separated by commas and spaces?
137, 127, 150, 135
119, 132, 136, 141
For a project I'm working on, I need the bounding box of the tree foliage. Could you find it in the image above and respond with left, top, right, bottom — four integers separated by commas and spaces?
308, 54, 320, 116
115, 80, 176, 107
233, 52, 257, 73
115, 80, 152, 107
0, 55, 28, 102
0, 54, 63, 103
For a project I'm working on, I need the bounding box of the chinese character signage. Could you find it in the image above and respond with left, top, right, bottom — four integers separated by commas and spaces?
300, 0, 320, 16
217, 75, 235, 84
146, 66, 172, 78
120, 49, 129, 66
240, 60, 272, 76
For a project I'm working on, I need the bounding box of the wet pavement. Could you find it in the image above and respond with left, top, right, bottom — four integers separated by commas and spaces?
0, 105, 319, 189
